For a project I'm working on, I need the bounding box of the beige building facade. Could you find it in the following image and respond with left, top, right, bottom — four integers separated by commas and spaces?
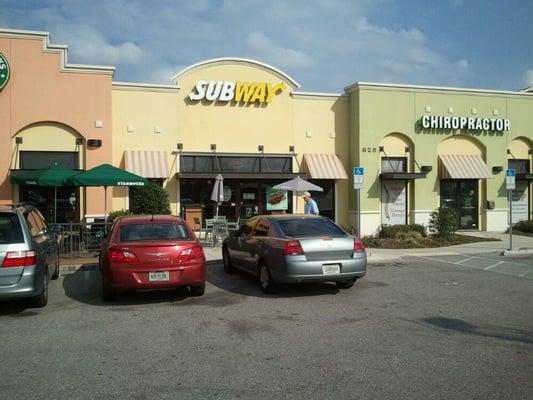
1, 28, 532, 235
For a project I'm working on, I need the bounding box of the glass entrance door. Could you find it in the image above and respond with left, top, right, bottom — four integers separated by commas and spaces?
440, 180, 478, 229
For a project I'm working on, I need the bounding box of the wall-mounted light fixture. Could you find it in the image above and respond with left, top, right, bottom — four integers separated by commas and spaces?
529, 149, 533, 155
405, 147, 410, 153
289, 145, 295, 153
15, 137, 23, 144
506, 149, 511, 154
378, 146, 384, 152
177, 143, 183, 150
210, 144, 216, 151
258, 145, 264, 152
75, 138, 83, 145
420, 165, 433, 173
87, 139, 102, 148
492, 166, 503, 173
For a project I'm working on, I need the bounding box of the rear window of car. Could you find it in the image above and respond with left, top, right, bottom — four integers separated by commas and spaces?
277, 218, 345, 238
120, 223, 190, 242
0, 213, 24, 244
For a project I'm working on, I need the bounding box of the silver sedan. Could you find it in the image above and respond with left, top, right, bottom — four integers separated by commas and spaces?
222, 214, 366, 293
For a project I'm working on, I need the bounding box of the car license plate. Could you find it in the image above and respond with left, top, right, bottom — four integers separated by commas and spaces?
322, 264, 340, 275
149, 271, 169, 281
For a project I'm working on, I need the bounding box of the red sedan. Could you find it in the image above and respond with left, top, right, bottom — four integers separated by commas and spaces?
99, 215, 206, 301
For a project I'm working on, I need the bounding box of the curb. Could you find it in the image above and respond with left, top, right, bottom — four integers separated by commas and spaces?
59, 264, 97, 275
501, 249, 533, 257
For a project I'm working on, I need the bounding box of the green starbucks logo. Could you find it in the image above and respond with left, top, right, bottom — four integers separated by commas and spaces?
0, 52, 10, 90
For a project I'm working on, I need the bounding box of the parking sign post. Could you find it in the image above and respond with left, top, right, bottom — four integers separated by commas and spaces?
506, 169, 515, 251
353, 167, 364, 237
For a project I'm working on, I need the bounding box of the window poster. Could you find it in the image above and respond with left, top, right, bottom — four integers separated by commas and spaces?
266, 187, 288, 211
381, 180, 407, 225
512, 180, 529, 223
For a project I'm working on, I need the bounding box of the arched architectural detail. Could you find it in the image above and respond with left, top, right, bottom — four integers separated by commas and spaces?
12, 121, 85, 169
437, 135, 486, 158
171, 57, 301, 89
508, 136, 532, 159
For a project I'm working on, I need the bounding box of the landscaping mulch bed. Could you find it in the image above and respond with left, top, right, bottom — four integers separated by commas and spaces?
363, 234, 500, 249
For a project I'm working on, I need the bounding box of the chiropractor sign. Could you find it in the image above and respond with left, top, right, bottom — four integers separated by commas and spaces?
188, 80, 286, 105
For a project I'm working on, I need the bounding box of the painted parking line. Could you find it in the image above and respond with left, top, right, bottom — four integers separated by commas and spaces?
414, 254, 533, 281
484, 261, 504, 270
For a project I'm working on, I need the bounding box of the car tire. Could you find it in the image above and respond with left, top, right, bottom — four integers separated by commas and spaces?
189, 283, 205, 297
336, 279, 357, 289
222, 248, 236, 274
102, 278, 116, 302
51, 252, 60, 280
258, 263, 276, 294
31, 269, 48, 308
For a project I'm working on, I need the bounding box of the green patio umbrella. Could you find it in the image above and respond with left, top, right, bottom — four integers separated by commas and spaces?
10, 164, 80, 223
66, 163, 148, 222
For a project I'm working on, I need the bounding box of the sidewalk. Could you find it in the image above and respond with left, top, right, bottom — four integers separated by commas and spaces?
59, 232, 533, 273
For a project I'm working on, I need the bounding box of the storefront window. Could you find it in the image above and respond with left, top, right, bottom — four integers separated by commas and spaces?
380, 158, 407, 225
180, 155, 292, 173
508, 159, 530, 223
20, 151, 78, 170
309, 180, 335, 220
180, 178, 293, 222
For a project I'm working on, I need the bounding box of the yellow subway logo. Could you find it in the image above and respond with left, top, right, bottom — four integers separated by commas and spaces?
188, 80, 286, 104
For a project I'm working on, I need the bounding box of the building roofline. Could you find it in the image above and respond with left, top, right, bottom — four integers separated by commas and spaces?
0, 27, 115, 75
171, 57, 301, 89
292, 91, 347, 100
345, 81, 533, 97
112, 81, 179, 92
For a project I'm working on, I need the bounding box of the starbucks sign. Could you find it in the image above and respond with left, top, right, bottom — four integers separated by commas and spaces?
0, 52, 9, 90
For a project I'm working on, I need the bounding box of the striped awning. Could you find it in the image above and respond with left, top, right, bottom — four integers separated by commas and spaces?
124, 150, 169, 179
303, 154, 348, 180
438, 154, 491, 179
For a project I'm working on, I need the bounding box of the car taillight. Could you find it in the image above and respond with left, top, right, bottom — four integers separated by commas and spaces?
283, 240, 304, 256
1, 251, 37, 268
178, 245, 205, 264
109, 249, 138, 264
353, 238, 365, 254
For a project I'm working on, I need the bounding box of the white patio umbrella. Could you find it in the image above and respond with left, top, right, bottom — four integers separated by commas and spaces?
273, 176, 323, 212
210, 174, 225, 218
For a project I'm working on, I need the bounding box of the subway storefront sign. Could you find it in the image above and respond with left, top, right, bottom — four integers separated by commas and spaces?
188, 80, 286, 104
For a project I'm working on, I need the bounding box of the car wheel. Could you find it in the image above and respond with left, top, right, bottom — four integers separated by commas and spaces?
51, 252, 60, 280
31, 269, 48, 308
222, 248, 236, 274
189, 283, 205, 297
258, 263, 276, 294
336, 279, 357, 289
102, 278, 116, 302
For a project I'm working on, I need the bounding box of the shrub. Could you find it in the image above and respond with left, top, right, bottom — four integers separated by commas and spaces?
130, 182, 171, 215
513, 219, 533, 233
428, 208, 458, 237
379, 224, 427, 239
108, 209, 132, 220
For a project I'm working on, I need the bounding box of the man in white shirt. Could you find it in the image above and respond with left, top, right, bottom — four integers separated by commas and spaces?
303, 191, 319, 215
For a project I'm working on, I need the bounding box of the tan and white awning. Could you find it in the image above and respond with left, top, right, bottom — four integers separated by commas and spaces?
124, 150, 169, 179
303, 154, 348, 180
438, 154, 491, 179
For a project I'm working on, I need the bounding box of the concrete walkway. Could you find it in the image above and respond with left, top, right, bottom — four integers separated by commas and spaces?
59, 232, 533, 272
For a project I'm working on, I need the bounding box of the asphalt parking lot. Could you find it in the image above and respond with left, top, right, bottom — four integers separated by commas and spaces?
414, 252, 533, 280
1, 257, 532, 400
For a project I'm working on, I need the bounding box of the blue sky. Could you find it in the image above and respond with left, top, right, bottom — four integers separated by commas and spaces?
1, 0, 532, 92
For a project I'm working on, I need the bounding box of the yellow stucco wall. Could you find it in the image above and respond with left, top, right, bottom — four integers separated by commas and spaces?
111, 87, 179, 213
111, 61, 350, 224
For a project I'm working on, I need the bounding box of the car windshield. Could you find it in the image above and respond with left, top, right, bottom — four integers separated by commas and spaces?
0, 212, 24, 244
120, 223, 190, 242
277, 218, 345, 238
